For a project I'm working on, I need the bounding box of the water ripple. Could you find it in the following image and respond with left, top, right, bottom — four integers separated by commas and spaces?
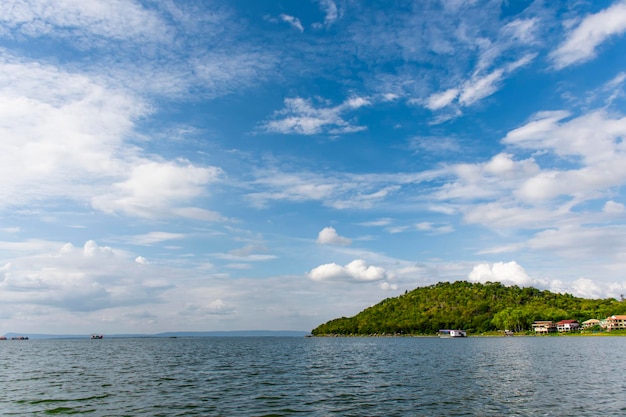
1, 336, 626, 415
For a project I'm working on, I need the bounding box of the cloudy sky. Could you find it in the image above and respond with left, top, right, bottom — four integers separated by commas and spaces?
2, 0, 626, 334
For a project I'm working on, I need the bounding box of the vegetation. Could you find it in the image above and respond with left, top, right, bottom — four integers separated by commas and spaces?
311, 281, 626, 336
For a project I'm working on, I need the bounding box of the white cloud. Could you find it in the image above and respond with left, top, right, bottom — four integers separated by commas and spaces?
0, 54, 144, 207
135, 256, 149, 265
91, 160, 222, 219
183, 299, 236, 316
379, 281, 398, 291
415, 222, 454, 234
213, 245, 277, 262
318, 0, 339, 26
469, 261, 545, 288
359, 218, 393, 227
469, 261, 626, 299
504, 110, 626, 202
0, 240, 170, 312
280, 14, 304, 32
424, 54, 535, 111
248, 169, 419, 210
0, 53, 228, 221
458, 69, 504, 106
382, 93, 399, 102
502, 18, 539, 45
527, 225, 626, 259
604, 200, 625, 214
570, 278, 604, 299
425, 88, 459, 110
0, 0, 172, 44
129, 232, 186, 246
308, 259, 389, 283
550, 1, 626, 69
262, 96, 369, 135
462, 202, 558, 230
434, 153, 539, 202
316, 227, 352, 245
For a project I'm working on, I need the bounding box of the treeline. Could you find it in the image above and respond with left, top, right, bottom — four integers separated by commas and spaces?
311, 281, 626, 335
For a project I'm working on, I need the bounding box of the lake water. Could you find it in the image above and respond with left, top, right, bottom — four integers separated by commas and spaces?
1, 336, 625, 416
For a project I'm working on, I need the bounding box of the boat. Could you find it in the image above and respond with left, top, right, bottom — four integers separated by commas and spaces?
90, 334, 104, 339
439, 329, 467, 338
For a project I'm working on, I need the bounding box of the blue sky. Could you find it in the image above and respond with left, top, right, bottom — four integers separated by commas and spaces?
2, 0, 626, 334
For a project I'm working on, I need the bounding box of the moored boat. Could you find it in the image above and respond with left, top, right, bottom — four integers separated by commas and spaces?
438, 329, 467, 338
90, 334, 104, 339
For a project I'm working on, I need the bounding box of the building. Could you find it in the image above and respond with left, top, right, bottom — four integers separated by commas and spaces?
556, 320, 579, 332
532, 321, 557, 333
605, 315, 626, 331
581, 319, 600, 329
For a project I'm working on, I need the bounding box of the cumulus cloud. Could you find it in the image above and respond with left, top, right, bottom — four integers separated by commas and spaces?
0, 240, 171, 312
91, 160, 222, 219
604, 200, 625, 214
379, 281, 398, 291
570, 278, 604, 299
316, 226, 352, 245
308, 259, 389, 283
431, 108, 626, 233
0, 54, 145, 206
0, 53, 228, 222
468, 261, 541, 288
433, 153, 539, 202
504, 110, 626, 202
468, 261, 626, 299
550, 1, 626, 69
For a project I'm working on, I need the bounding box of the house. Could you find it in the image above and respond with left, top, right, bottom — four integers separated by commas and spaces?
532, 321, 557, 333
582, 319, 600, 329
556, 319, 579, 332
605, 315, 626, 331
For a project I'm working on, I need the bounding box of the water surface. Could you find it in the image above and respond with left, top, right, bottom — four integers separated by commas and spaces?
1, 336, 624, 416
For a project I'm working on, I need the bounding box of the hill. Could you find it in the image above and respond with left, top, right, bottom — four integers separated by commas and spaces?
311, 281, 626, 335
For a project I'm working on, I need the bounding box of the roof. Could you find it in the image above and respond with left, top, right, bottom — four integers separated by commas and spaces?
608, 315, 626, 320
557, 320, 579, 324
582, 319, 600, 324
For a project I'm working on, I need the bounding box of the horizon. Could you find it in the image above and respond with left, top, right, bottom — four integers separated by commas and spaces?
2, 0, 626, 334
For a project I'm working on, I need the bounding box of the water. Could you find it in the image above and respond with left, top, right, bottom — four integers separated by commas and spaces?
1, 336, 625, 416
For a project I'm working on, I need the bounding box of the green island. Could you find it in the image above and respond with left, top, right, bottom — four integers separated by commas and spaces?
311, 281, 626, 336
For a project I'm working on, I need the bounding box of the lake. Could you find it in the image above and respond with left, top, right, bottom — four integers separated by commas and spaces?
1, 336, 625, 416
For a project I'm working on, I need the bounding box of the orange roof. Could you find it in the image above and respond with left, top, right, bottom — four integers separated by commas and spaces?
608, 315, 626, 320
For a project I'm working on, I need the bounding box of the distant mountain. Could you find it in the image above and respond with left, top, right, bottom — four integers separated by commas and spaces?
2, 330, 308, 340
311, 281, 626, 336
154, 330, 308, 338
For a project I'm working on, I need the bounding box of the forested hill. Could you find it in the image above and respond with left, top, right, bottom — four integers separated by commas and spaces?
311, 281, 626, 335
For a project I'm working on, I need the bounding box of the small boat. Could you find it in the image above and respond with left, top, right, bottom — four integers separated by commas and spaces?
90, 334, 104, 339
439, 329, 467, 338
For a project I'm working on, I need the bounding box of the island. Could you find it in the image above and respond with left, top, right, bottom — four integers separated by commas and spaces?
311, 281, 626, 336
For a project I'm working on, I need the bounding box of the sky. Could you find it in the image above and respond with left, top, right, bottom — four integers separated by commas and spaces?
2, 0, 626, 335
